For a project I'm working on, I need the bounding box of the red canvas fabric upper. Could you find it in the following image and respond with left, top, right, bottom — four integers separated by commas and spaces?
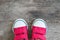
13, 26, 28, 40
32, 26, 46, 40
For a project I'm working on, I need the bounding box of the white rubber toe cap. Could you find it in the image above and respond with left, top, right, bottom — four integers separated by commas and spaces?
13, 19, 28, 28
33, 19, 47, 28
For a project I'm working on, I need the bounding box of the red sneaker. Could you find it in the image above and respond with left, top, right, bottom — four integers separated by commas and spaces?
12, 19, 28, 40
31, 19, 47, 40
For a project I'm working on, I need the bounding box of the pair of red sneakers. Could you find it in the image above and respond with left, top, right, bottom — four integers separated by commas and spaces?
12, 18, 47, 40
